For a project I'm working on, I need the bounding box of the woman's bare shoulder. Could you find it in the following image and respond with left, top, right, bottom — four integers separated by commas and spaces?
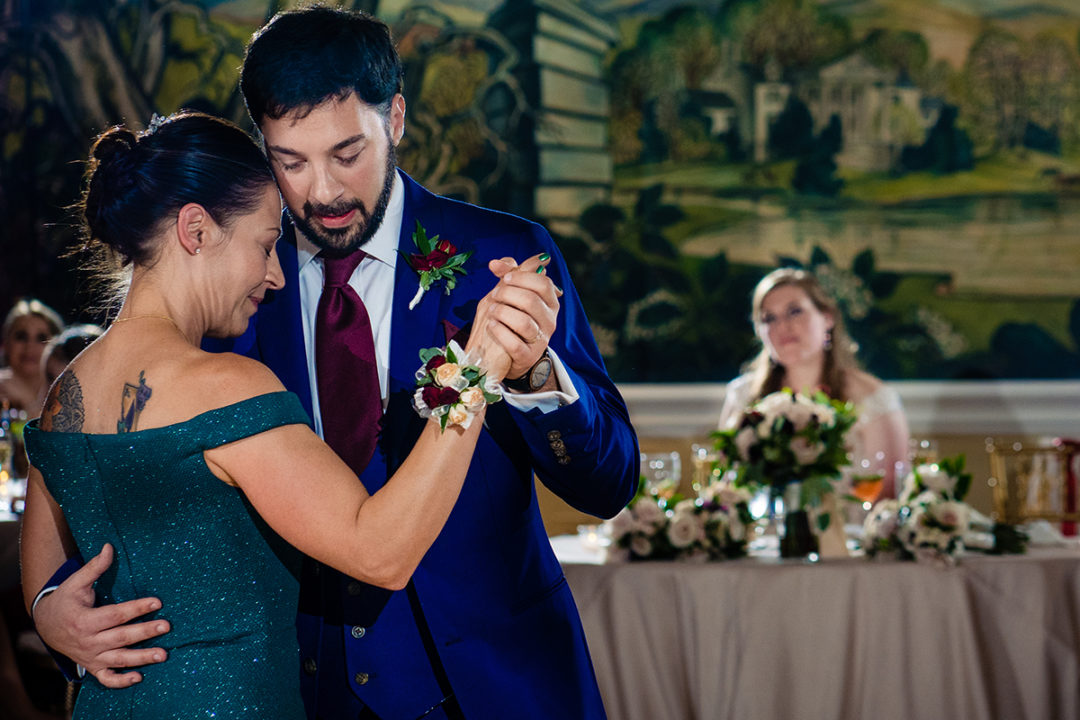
187, 352, 286, 405
844, 368, 885, 404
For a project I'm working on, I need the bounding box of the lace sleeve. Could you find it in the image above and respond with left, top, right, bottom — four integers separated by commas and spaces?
857, 384, 903, 425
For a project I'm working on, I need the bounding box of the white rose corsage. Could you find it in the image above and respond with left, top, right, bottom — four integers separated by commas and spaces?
412, 340, 503, 430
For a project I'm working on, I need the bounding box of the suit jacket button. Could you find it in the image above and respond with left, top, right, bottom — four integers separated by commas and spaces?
550, 439, 566, 452
351, 626, 366, 639
347, 581, 364, 596
547, 430, 562, 441
558, 456, 571, 465
303, 658, 317, 676
354, 672, 370, 686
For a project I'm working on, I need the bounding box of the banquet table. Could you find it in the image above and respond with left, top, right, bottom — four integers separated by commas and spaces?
552, 536, 1080, 720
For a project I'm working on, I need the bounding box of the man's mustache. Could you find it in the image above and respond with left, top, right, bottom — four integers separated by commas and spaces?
303, 198, 368, 221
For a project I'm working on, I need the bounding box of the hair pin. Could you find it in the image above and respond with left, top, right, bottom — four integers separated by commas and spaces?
147, 113, 167, 134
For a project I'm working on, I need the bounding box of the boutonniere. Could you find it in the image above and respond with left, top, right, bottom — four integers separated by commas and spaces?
401, 220, 472, 310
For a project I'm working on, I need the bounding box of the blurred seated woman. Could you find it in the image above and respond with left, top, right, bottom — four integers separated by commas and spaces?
0, 299, 63, 412
718, 268, 910, 498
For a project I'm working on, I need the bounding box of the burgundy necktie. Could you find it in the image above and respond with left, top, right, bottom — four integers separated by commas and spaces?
315, 250, 382, 475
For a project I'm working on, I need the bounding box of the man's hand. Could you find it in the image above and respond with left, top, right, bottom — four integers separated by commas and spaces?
470, 253, 562, 384
33, 544, 170, 687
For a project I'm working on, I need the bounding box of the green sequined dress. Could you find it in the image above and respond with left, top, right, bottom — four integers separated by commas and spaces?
25, 392, 311, 719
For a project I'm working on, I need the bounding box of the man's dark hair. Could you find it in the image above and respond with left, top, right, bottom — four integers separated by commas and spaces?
240, 6, 404, 125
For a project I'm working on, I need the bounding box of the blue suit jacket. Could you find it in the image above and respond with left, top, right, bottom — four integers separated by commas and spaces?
229, 173, 639, 719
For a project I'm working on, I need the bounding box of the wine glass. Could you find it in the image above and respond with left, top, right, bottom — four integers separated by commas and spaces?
851, 451, 889, 508
690, 443, 721, 496
640, 451, 681, 495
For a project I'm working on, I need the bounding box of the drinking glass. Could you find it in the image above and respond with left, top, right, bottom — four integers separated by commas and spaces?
909, 438, 939, 466
690, 443, 721, 496
640, 451, 681, 494
851, 451, 888, 509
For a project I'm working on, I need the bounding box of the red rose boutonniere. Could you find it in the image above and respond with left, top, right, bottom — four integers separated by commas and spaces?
401, 220, 473, 310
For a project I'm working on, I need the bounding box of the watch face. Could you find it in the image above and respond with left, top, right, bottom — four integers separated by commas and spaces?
529, 357, 553, 390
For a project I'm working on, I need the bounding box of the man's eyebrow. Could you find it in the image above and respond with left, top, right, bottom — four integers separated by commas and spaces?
266, 134, 366, 158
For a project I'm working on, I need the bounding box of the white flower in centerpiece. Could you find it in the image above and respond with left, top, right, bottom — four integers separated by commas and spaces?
735, 427, 757, 461
930, 500, 969, 531
918, 465, 958, 497
790, 436, 824, 465
674, 499, 699, 515
667, 511, 703, 548
630, 535, 653, 557
864, 499, 901, 540
632, 499, 665, 526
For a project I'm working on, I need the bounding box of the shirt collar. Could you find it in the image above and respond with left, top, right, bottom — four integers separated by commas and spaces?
295, 169, 404, 272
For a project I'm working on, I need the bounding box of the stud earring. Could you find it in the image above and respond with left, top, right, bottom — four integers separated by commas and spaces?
195, 248, 201, 254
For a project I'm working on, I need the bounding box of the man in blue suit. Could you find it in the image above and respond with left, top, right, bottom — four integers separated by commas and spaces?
31, 7, 637, 720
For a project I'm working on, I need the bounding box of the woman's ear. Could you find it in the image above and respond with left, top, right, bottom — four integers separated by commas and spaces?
176, 203, 211, 256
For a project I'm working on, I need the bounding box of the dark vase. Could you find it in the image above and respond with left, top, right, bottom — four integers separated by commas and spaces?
779, 482, 819, 558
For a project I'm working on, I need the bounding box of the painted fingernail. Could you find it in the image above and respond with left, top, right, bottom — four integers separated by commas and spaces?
539, 253, 550, 262
554, 284, 564, 295
535, 266, 546, 274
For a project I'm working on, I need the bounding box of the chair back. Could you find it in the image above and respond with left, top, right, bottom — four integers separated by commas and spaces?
987, 440, 1079, 535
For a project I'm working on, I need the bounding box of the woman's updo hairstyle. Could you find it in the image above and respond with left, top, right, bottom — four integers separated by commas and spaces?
81, 111, 275, 266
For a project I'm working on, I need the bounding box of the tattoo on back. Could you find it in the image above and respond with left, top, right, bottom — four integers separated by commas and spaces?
47, 372, 86, 433
118, 370, 153, 433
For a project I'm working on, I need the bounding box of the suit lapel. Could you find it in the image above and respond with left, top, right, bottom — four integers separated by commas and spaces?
383, 174, 451, 473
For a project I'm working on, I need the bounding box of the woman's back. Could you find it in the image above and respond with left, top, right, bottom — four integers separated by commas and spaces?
26, 334, 310, 719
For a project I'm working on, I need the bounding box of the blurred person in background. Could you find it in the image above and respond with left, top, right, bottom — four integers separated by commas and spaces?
42, 325, 105, 387
0, 299, 64, 413
718, 267, 910, 499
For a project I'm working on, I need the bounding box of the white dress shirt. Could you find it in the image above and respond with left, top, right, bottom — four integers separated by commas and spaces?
294, 170, 576, 437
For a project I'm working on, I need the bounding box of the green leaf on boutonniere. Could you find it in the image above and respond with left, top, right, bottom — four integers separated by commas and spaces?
414, 220, 434, 255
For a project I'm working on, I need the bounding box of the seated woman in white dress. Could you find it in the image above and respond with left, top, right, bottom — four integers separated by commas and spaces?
718, 268, 910, 498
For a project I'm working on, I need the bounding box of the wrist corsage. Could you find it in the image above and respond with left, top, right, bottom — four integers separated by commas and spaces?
412, 340, 503, 430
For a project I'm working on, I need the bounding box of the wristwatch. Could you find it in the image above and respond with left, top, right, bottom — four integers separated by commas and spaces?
503, 349, 553, 393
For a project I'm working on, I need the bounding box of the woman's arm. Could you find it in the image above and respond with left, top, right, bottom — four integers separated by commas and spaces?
206, 414, 484, 590
206, 309, 510, 590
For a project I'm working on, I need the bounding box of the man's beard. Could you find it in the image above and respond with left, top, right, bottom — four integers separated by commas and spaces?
290, 140, 397, 256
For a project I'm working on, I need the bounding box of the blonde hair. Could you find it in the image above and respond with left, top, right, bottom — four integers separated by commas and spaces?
3, 298, 64, 343
744, 268, 859, 402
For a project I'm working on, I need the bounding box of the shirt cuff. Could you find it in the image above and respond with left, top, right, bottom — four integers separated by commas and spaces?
31, 586, 58, 618
502, 348, 579, 414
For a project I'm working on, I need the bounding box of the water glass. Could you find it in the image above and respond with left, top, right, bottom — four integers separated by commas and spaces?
640, 451, 681, 494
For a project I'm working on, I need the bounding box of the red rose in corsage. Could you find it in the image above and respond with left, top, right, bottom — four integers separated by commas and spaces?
401, 221, 473, 310
412, 340, 503, 431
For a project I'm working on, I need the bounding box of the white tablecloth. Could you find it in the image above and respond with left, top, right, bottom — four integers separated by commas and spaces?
553, 536, 1080, 720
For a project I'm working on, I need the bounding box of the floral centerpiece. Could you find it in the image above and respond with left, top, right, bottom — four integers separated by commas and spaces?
864, 456, 1026, 566
604, 478, 754, 562
712, 390, 856, 538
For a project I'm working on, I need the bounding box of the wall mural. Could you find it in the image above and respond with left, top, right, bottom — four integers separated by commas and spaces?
3, 0, 1079, 383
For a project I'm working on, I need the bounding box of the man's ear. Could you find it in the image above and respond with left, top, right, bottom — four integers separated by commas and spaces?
176, 203, 211, 255
389, 93, 406, 147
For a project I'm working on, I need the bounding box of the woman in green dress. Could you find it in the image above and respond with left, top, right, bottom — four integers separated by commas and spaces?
19, 112, 518, 718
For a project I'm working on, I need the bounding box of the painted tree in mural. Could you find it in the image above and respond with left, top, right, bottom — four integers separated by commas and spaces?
0, 0, 288, 314
392, 6, 526, 207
